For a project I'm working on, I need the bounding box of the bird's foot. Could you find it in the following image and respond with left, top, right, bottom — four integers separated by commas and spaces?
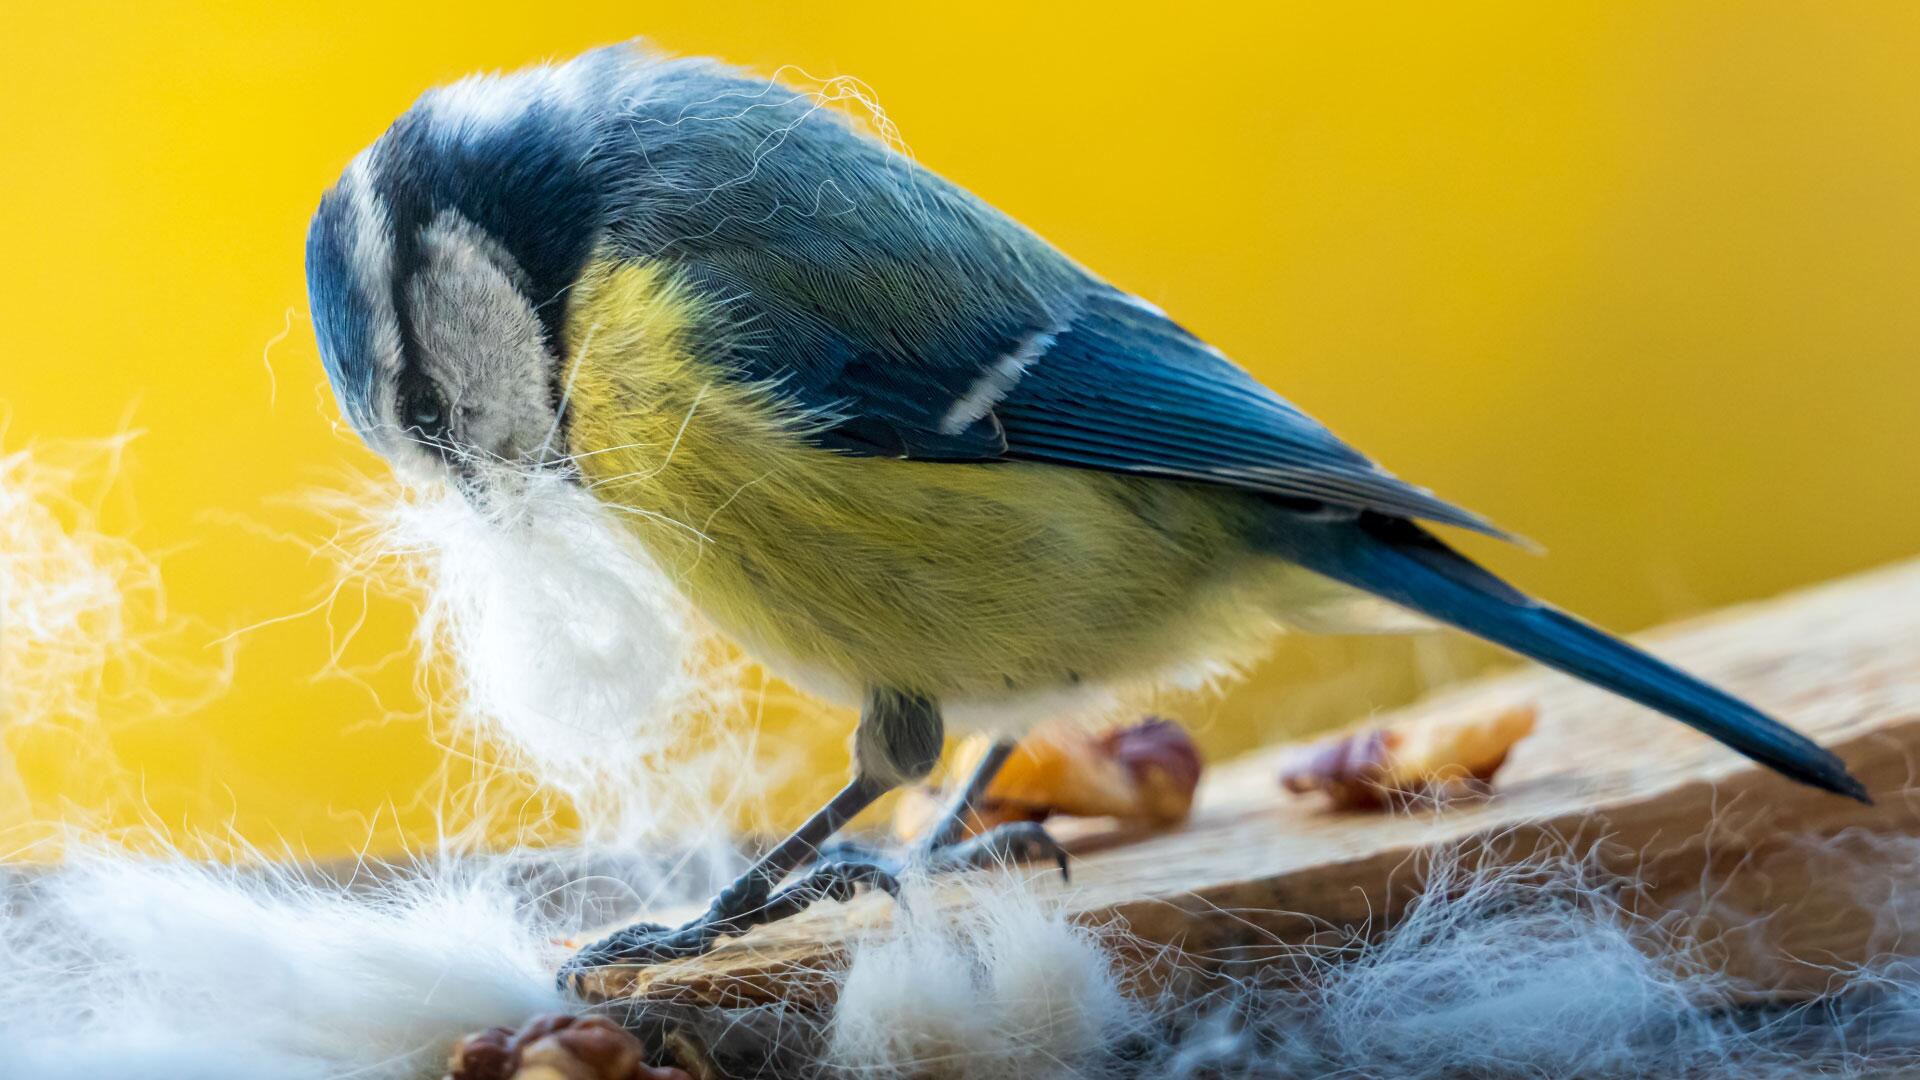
559, 854, 901, 995
821, 819, 1071, 881
926, 820, 1071, 879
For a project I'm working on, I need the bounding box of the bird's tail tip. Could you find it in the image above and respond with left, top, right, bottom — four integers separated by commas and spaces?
1816, 760, 1873, 804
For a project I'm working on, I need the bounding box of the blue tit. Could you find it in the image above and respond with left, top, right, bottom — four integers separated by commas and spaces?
304, 44, 1865, 986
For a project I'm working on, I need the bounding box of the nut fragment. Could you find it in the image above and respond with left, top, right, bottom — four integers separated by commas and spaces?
894, 717, 1204, 841
445, 1014, 691, 1080
1103, 717, 1205, 825
1278, 703, 1536, 811
447, 1024, 520, 1080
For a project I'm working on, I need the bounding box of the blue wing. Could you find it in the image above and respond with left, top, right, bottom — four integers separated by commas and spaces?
989, 291, 1506, 536
676, 254, 1507, 537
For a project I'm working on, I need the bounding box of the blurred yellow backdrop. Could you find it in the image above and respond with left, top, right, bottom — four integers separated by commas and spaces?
4, 2, 1917, 859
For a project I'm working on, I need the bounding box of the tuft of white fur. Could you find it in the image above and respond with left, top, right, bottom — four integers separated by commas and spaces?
0, 849, 566, 1080
381, 466, 741, 839
1248, 849, 1739, 1076
831, 875, 1136, 1078
1144, 838, 1920, 1078
828, 838, 1920, 1079
0, 432, 230, 833
1, 434, 148, 734
9, 831, 1920, 1078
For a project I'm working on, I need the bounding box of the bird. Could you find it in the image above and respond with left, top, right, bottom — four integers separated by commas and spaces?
304, 43, 1867, 990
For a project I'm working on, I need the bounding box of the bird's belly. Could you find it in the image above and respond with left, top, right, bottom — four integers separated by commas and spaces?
603, 457, 1294, 705
675, 464, 1290, 706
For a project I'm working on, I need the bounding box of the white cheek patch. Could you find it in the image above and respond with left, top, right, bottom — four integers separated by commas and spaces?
407, 212, 558, 462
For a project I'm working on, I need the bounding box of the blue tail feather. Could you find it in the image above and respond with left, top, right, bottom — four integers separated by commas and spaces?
1262, 512, 1868, 802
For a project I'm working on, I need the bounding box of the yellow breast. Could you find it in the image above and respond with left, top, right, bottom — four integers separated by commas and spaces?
561, 257, 1326, 708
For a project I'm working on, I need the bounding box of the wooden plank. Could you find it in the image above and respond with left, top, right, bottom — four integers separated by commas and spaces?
577, 558, 1920, 1005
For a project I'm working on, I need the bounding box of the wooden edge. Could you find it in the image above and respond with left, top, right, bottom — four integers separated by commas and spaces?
579, 557, 1920, 1006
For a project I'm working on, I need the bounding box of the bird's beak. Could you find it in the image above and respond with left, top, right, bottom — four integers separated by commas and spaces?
451, 459, 487, 509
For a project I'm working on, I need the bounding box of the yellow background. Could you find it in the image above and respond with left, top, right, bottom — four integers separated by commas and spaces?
4, 3, 1917, 859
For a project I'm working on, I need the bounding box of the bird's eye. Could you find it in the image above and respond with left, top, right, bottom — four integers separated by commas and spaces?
401, 380, 448, 441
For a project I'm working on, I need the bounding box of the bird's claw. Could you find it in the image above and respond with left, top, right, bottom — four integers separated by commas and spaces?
775, 854, 903, 907
558, 855, 902, 996
557, 920, 714, 995
927, 820, 1071, 880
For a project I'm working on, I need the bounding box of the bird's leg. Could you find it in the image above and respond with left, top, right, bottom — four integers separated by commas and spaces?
560, 689, 942, 993
916, 738, 1069, 877
822, 735, 1070, 878
917, 737, 1018, 851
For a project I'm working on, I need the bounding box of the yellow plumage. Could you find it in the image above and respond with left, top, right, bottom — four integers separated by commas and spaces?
562, 257, 1358, 717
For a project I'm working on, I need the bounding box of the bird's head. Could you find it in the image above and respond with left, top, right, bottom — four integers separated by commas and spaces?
304, 58, 616, 489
